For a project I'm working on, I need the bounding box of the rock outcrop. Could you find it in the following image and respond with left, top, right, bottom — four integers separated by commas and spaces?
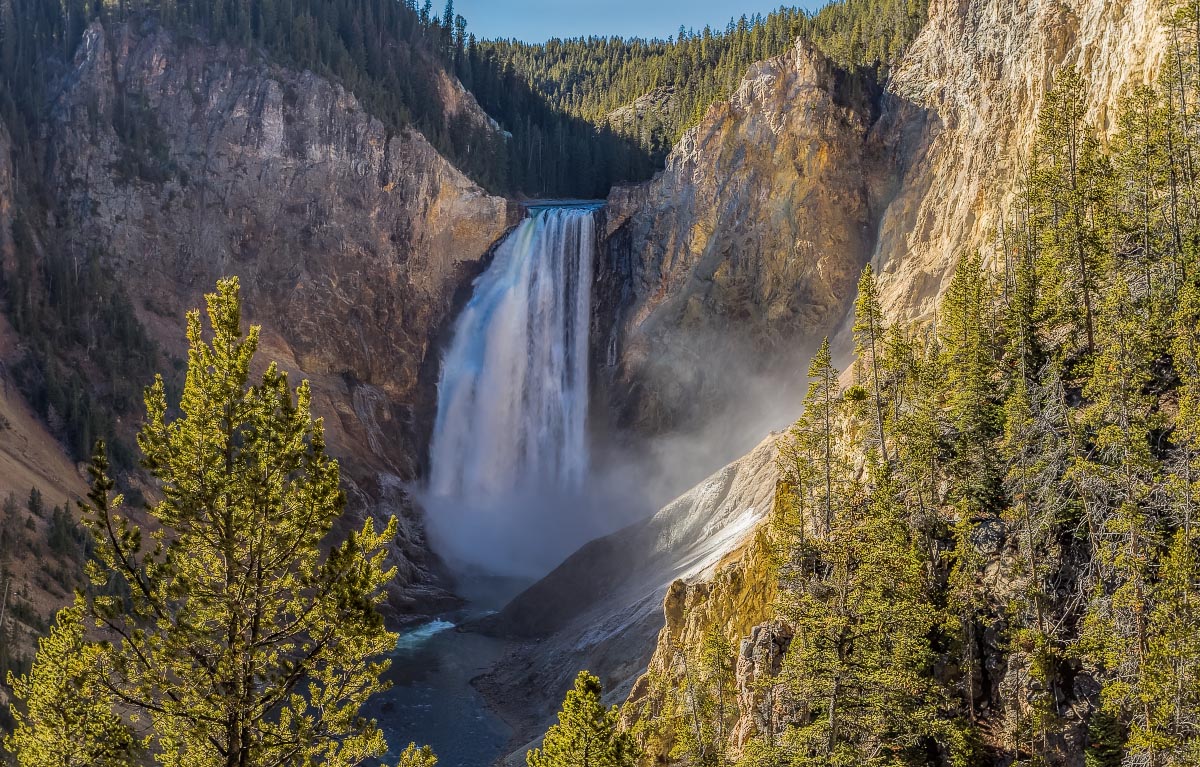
596, 42, 899, 440
477, 434, 780, 757
618, 532, 780, 761
42, 19, 517, 608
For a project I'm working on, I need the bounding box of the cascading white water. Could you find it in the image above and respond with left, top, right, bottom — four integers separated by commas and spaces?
424, 204, 600, 576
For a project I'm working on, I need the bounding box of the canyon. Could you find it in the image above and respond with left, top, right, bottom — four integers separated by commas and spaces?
0, 0, 1180, 762
486, 0, 1175, 757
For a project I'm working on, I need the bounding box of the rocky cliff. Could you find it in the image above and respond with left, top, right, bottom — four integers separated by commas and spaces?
35, 19, 516, 609
564, 0, 1174, 760
595, 42, 899, 443
874, 0, 1168, 323
596, 0, 1170, 445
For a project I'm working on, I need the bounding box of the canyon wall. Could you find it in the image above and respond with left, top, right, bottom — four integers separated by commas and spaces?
38, 20, 517, 608
555, 0, 1175, 760
595, 42, 902, 443
874, 0, 1169, 323
597, 0, 1171, 445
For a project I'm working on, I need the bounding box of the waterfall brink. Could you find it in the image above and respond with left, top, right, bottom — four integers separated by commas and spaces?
425, 204, 600, 576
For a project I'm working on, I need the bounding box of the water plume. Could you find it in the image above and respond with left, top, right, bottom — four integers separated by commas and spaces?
425, 204, 602, 577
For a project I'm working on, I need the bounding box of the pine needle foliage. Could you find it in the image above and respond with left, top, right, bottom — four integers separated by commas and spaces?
528, 671, 639, 767
8, 278, 408, 767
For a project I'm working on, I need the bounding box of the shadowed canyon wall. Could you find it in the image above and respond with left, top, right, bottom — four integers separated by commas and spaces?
17, 19, 518, 608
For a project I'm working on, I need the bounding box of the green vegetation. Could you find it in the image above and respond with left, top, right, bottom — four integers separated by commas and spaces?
474, 0, 927, 169
0, 0, 928, 200
622, 2, 1200, 765
5, 279, 421, 767
397, 743, 439, 767
528, 671, 639, 767
4, 604, 138, 767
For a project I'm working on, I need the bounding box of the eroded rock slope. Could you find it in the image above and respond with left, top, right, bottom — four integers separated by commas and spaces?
40, 19, 516, 607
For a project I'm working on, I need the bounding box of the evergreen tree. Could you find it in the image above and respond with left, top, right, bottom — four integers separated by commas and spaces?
4, 601, 141, 767
11, 278, 404, 767
1085, 710, 1126, 767
1136, 529, 1200, 764
1078, 278, 1164, 764
397, 744, 438, 767
527, 671, 639, 767
1170, 278, 1200, 532
781, 338, 842, 538
1029, 68, 1112, 360
1110, 84, 1172, 320
939, 252, 1004, 513
888, 327, 947, 559
853, 265, 891, 465
1000, 368, 1074, 759
773, 465, 956, 766
670, 626, 738, 767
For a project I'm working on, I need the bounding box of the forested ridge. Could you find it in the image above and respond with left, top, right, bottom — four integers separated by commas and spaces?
471, 0, 928, 165
611, 2, 1200, 764
0, 0, 930, 198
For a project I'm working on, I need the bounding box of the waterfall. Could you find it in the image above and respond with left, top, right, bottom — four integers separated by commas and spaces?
424, 204, 599, 576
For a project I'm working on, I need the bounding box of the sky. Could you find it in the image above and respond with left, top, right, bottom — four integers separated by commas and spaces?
452, 1, 825, 43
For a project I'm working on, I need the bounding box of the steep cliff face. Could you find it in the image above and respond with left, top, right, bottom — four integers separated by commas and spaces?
596, 42, 898, 440
597, 0, 1170, 441
42, 20, 516, 608
874, 0, 1169, 322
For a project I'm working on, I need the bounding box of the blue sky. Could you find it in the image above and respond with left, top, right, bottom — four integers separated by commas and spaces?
452, 1, 824, 43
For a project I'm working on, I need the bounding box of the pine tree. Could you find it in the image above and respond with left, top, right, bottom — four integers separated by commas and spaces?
888, 328, 947, 562
668, 626, 737, 767
527, 671, 639, 767
11, 278, 404, 767
1136, 529, 1200, 765
1085, 710, 1127, 767
939, 252, 1003, 513
781, 338, 842, 538
773, 464, 956, 766
1111, 84, 1171, 319
1170, 278, 1200, 532
4, 601, 141, 767
1078, 278, 1164, 763
1029, 68, 1112, 360
853, 265, 891, 465
1000, 367, 1074, 760
397, 744, 438, 767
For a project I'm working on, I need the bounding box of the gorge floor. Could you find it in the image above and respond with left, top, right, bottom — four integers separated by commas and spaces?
366, 576, 535, 767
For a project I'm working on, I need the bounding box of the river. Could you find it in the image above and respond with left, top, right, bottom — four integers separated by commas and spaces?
366, 578, 531, 767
